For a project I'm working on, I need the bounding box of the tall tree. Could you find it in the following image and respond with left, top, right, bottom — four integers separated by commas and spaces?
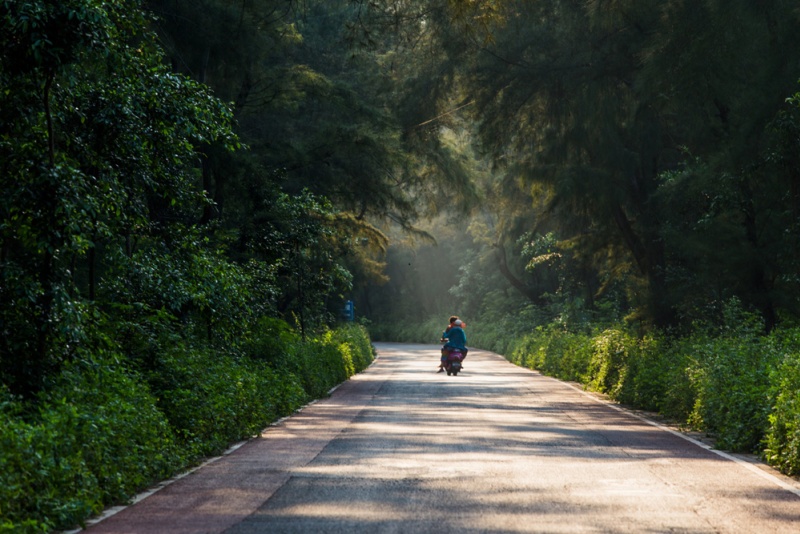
0, 0, 238, 396
144, 0, 429, 321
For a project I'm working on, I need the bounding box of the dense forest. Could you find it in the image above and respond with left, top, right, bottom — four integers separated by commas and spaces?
2, 0, 800, 531
363, 0, 800, 331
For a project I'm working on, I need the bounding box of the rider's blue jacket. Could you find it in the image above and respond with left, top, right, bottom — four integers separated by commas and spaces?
442, 326, 467, 350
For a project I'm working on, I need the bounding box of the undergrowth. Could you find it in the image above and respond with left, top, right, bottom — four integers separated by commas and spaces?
1, 323, 373, 533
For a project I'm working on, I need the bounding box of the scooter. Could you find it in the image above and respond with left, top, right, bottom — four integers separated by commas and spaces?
442, 347, 464, 376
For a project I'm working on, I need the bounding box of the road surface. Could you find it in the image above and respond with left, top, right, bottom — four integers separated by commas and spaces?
82, 343, 800, 533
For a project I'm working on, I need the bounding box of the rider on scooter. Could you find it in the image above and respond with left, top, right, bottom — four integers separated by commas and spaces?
438, 318, 468, 372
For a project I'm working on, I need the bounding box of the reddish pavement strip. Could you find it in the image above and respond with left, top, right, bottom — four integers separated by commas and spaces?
81, 357, 389, 534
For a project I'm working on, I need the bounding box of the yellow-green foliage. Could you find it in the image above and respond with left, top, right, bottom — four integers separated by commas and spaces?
679, 331, 779, 452
506, 306, 800, 469
330, 324, 376, 373
762, 330, 800, 475
509, 321, 778, 452
588, 328, 633, 396
508, 325, 593, 383
282, 324, 374, 399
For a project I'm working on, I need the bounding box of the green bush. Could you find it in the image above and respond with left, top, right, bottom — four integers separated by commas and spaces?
505, 311, 784, 455
245, 317, 304, 373
687, 306, 779, 452
468, 306, 549, 356
508, 325, 593, 383
764, 329, 800, 474
0, 355, 182, 533
330, 324, 376, 373
468, 314, 514, 355
297, 326, 373, 398
605, 333, 682, 413
542, 329, 593, 383
1, 394, 97, 533
510, 325, 695, 417
300, 333, 348, 397
688, 334, 776, 451
507, 328, 546, 369
586, 327, 637, 397
1, 317, 373, 533
652, 337, 696, 423
147, 346, 306, 458
247, 321, 374, 401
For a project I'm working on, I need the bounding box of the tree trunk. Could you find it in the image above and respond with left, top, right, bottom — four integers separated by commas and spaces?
494, 242, 545, 305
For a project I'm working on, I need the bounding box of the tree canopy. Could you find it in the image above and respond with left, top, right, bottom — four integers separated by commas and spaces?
361, 0, 800, 331
3, 0, 800, 389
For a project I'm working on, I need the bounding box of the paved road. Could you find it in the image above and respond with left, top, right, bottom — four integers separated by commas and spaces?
83, 343, 800, 533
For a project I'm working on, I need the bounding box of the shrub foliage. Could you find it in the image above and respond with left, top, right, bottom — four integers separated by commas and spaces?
1, 323, 373, 532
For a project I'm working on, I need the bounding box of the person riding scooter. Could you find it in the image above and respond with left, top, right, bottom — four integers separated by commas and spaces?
439, 318, 468, 372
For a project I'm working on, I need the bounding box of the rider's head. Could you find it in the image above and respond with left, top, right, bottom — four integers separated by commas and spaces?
449, 315, 459, 324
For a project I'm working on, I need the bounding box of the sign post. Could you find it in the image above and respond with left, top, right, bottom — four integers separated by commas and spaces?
343, 300, 354, 322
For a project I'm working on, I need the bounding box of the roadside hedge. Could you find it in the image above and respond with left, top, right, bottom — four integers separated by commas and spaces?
1, 323, 374, 533
507, 318, 800, 472
1, 357, 181, 533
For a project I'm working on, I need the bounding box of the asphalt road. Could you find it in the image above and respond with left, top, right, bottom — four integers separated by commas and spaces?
82, 343, 800, 533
